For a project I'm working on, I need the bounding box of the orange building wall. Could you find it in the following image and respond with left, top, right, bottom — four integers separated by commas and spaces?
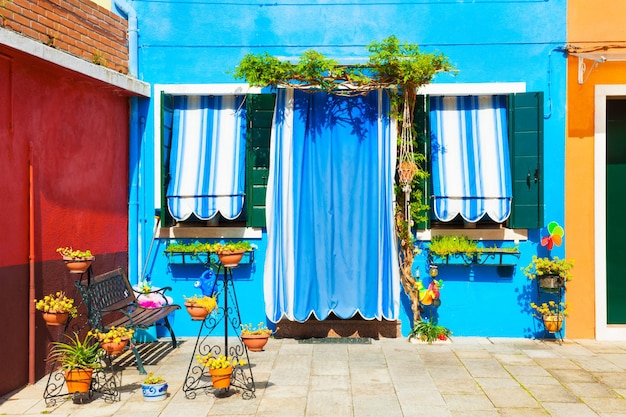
566, 1, 626, 338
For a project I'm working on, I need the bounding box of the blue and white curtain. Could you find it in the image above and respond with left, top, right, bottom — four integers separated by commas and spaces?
429, 95, 512, 223
264, 89, 400, 323
166, 95, 246, 221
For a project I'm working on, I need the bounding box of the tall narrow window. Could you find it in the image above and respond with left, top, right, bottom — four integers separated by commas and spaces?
429, 95, 512, 223
166, 95, 246, 222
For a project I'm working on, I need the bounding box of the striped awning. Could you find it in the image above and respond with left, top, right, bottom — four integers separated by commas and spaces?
429, 95, 512, 223
166, 95, 246, 221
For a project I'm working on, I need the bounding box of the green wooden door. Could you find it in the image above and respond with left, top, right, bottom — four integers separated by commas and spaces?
606, 99, 626, 324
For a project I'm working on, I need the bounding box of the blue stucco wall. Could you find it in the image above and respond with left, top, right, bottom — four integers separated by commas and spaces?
130, 0, 567, 338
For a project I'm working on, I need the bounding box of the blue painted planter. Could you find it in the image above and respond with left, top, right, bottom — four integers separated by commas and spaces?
141, 382, 168, 402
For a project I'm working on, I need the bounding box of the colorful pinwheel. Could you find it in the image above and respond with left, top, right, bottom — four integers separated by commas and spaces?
541, 221, 564, 251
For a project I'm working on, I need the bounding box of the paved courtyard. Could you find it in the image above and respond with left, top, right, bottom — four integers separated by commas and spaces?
1, 336, 626, 417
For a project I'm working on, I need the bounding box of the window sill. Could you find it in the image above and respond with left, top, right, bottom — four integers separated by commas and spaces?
158, 227, 263, 240
416, 228, 528, 242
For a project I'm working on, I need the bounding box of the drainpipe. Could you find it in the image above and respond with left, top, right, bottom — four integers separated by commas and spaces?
28, 143, 35, 384
114, 0, 141, 282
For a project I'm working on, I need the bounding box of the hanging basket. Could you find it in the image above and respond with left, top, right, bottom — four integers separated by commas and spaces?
398, 161, 418, 183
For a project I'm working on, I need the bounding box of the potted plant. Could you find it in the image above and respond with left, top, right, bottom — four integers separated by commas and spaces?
408, 319, 452, 343
398, 160, 418, 183
240, 322, 273, 352
212, 241, 252, 267
530, 301, 568, 333
88, 326, 135, 355
47, 332, 103, 394
523, 256, 574, 291
196, 353, 245, 389
141, 372, 168, 402
184, 294, 218, 320
34, 291, 78, 326
56, 246, 95, 273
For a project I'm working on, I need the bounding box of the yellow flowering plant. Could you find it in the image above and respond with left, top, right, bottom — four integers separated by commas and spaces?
89, 326, 135, 343
143, 372, 166, 385
34, 291, 78, 318
241, 322, 273, 336
196, 353, 246, 370
184, 294, 218, 312
56, 246, 93, 260
523, 256, 574, 281
530, 301, 568, 318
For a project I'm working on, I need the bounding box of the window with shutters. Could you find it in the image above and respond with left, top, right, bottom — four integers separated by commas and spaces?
415, 87, 543, 236
156, 85, 274, 235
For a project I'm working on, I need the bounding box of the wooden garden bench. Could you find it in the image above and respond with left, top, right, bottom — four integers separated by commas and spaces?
75, 267, 181, 374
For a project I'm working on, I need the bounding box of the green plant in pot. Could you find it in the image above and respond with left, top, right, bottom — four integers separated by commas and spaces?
523, 256, 574, 291
408, 319, 451, 343
48, 332, 103, 394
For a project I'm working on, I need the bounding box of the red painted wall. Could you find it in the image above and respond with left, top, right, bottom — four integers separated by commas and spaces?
0, 45, 129, 396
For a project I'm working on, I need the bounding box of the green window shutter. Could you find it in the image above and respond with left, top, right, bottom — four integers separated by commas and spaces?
161, 92, 174, 227
246, 93, 276, 228
414, 95, 430, 230
509, 92, 544, 229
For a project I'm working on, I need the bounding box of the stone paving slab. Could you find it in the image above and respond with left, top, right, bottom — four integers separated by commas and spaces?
1, 337, 626, 416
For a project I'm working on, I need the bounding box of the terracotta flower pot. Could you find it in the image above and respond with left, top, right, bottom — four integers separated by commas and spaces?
64, 369, 93, 394
209, 366, 232, 389
218, 250, 245, 268
398, 161, 418, 183
100, 339, 129, 355
184, 302, 210, 320
63, 256, 95, 274
41, 311, 69, 326
241, 334, 270, 352
542, 315, 564, 333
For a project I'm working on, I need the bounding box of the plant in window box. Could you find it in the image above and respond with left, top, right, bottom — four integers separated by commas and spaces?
212, 240, 253, 267
523, 256, 574, 292
88, 326, 135, 355
184, 294, 218, 320
141, 373, 168, 402
56, 246, 95, 273
240, 322, 274, 352
530, 301, 568, 333
428, 235, 478, 257
196, 353, 246, 389
34, 291, 79, 326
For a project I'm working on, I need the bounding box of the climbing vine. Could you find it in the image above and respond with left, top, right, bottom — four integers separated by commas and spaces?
233, 35, 455, 324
